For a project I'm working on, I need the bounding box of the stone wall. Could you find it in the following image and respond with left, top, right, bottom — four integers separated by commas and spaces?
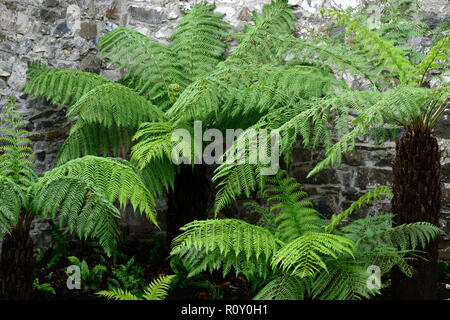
0, 0, 449, 258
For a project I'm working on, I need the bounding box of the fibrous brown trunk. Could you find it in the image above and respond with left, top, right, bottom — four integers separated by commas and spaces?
390, 131, 441, 300
0, 228, 34, 300
166, 164, 211, 245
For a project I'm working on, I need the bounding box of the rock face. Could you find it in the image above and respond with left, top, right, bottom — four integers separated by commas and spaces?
0, 0, 449, 259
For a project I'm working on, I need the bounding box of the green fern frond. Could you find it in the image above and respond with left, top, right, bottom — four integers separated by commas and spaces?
0, 97, 37, 193
141, 274, 175, 300
171, 219, 280, 278
131, 121, 193, 170
211, 90, 380, 214
308, 85, 448, 178
322, 9, 415, 83
415, 35, 450, 85
96, 287, 140, 300
213, 163, 260, 216
368, 222, 444, 251
23, 62, 112, 107
271, 232, 354, 278
223, 0, 296, 67
67, 82, 166, 128
0, 175, 24, 238
36, 156, 158, 226
98, 27, 187, 108
253, 274, 312, 300
311, 260, 376, 300
97, 275, 174, 300
326, 186, 393, 233
169, 2, 231, 80
31, 176, 120, 256
282, 36, 380, 91
257, 170, 324, 241
54, 120, 134, 165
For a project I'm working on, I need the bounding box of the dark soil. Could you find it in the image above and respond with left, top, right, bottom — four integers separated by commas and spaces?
30, 239, 255, 300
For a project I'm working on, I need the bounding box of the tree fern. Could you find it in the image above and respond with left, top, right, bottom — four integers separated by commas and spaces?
0, 98, 159, 258
171, 170, 442, 300
308, 85, 449, 178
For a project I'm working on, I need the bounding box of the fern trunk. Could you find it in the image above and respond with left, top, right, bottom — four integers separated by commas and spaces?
166, 164, 211, 244
0, 227, 34, 300
390, 131, 441, 300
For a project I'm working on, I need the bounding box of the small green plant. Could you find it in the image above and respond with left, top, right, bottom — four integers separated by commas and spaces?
97, 274, 175, 300
67, 256, 107, 291
438, 261, 450, 282
32, 278, 55, 295
170, 257, 223, 300
107, 256, 146, 295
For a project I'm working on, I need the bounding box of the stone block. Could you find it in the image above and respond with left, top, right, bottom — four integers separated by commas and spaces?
80, 21, 97, 40
128, 6, 165, 24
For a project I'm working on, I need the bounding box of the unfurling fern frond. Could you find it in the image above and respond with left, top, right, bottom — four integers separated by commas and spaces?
253, 274, 312, 300
31, 177, 120, 256
35, 156, 158, 225
170, 219, 280, 279
97, 275, 175, 300
271, 232, 354, 278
